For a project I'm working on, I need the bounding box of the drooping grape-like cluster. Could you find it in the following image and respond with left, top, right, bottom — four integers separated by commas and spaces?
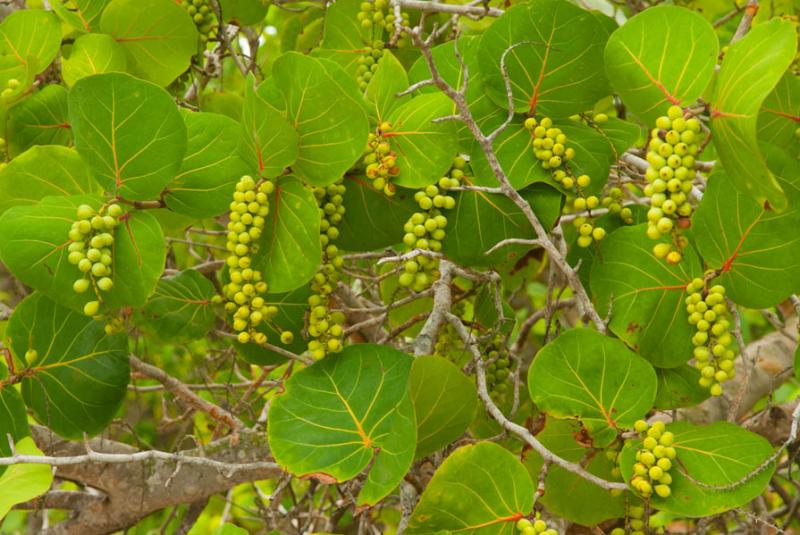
610, 504, 646, 535
644, 106, 703, 264
629, 420, 676, 499
399, 158, 460, 292
67, 203, 123, 317
516, 517, 557, 535
364, 122, 400, 196
307, 180, 347, 360
356, 41, 388, 91
222, 175, 275, 345
483, 333, 513, 402
601, 186, 634, 225
685, 278, 735, 396
356, 0, 409, 44
180, 0, 218, 45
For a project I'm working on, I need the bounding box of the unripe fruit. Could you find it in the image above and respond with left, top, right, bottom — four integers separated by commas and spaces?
84, 300, 100, 316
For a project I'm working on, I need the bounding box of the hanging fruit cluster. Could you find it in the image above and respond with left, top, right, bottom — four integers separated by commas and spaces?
629, 420, 676, 499
363, 121, 400, 196
685, 278, 735, 396
307, 180, 348, 360
482, 333, 513, 403
180, 0, 218, 45
356, 0, 409, 44
516, 517, 557, 535
644, 106, 703, 264
356, 41, 388, 91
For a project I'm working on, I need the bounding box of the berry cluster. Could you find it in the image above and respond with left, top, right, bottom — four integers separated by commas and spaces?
356, 41, 388, 91
685, 278, 734, 396
307, 180, 347, 360
399, 159, 460, 291
356, 0, 409, 44
629, 420, 676, 499
483, 333, 513, 402
222, 175, 275, 345
644, 106, 702, 264
1, 78, 19, 99
601, 187, 634, 225
610, 504, 646, 535
364, 122, 400, 196
67, 203, 123, 317
180, 0, 218, 45
516, 517, 556, 535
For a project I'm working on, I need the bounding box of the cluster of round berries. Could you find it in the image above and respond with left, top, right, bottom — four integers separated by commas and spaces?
644, 106, 702, 264
685, 278, 734, 396
516, 517, 556, 535
180, 0, 218, 45
610, 504, 646, 535
629, 420, 676, 499
67, 203, 122, 317
483, 333, 512, 402
307, 180, 347, 360
364, 122, 400, 196
399, 159, 461, 291
356, 41, 388, 91
356, 0, 409, 43
222, 176, 277, 345
1, 78, 19, 99
601, 187, 634, 224
525, 116, 576, 173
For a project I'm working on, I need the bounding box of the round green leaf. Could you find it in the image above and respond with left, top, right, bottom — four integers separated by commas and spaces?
100, 0, 198, 87
6, 85, 71, 158
759, 73, 799, 158
62, 33, 127, 87
165, 111, 252, 218
6, 293, 129, 439
0, 10, 61, 75
619, 421, 775, 517
364, 50, 409, 119
0, 145, 99, 216
406, 442, 534, 534
590, 225, 702, 368
0, 437, 54, 519
337, 177, 417, 252
219, 0, 268, 25
524, 418, 626, 525
251, 176, 321, 293
140, 270, 216, 342
240, 75, 298, 179
442, 183, 562, 268
654, 365, 708, 410
318, 0, 370, 76
0, 366, 30, 479
711, 19, 796, 212
478, 0, 610, 117
268, 344, 415, 506
692, 161, 800, 308
0, 195, 166, 313
604, 6, 717, 124
409, 355, 477, 459
528, 328, 657, 447
51, 0, 111, 33
272, 52, 368, 186
69, 72, 188, 200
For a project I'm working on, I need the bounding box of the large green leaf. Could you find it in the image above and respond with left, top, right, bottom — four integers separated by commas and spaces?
442, 183, 562, 268
524, 419, 625, 526
0, 10, 61, 75
6, 85, 71, 158
165, 111, 251, 218
711, 19, 796, 212
100, 0, 198, 87
62, 33, 127, 87
478, 0, 610, 117
758, 72, 799, 158
337, 177, 417, 252
619, 421, 774, 517
240, 76, 298, 179
6, 293, 129, 439
528, 328, 657, 447
219, 0, 268, 25
272, 52, 368, 186
268, 344, 415, 506
251, 176, 321, 293
140, 270, 216, 342
318, 0, 369, 75
409, 355, 477, 460
51, 0, 110, 33
590, 225, 702, 368
406, 442, 534, 534
692, 161, 800, 308
69, 73, 187, 200
604, 6, 717, 123
0, 437, 54, 519
0, 366, 29, 479
365, 50, 410, 120
0, 146, 97, 215
0, 195, 166, 313
654, 365, 708, 410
